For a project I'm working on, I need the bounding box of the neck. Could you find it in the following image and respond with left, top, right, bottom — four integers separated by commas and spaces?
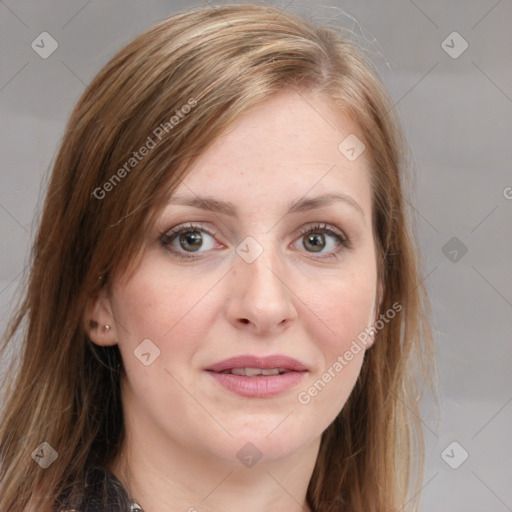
109, 407, 319, 512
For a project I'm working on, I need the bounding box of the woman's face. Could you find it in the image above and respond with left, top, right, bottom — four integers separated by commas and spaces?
100, 91, 380, 467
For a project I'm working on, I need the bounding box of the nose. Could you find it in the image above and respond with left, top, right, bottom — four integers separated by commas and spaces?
224, 241, 297, 335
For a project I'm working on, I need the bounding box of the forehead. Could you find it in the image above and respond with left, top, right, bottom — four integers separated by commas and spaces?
175, 91, 372, 214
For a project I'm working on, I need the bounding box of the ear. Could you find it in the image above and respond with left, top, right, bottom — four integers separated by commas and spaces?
83, 289, 118, 347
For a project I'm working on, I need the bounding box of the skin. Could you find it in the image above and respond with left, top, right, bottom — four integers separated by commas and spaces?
87, 90, 381, 512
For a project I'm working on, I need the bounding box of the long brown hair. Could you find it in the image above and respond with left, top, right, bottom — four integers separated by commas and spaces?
0, 4, 436, 511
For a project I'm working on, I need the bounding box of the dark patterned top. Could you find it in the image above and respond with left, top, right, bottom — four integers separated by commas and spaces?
58, 467, 143, 512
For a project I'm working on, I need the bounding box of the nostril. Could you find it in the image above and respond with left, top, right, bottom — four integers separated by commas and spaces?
240, 318, 250, 324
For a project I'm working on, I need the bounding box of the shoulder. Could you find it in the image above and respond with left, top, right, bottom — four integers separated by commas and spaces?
56, 466, 143, 512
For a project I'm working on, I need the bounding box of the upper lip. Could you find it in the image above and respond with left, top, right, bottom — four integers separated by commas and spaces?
205, 355, 309, 373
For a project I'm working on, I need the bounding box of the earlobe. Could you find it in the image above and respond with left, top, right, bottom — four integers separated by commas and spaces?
83, 292, 118, 346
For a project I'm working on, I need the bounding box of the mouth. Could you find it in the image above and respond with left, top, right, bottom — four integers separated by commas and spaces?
205, 354, 309, 374
205, 355, 308, 398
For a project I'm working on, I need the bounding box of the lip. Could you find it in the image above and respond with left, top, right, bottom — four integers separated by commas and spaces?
205, 355, 309, 373
205, 354, 308, 399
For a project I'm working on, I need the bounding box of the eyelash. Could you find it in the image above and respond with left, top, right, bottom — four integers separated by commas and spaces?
159, 222, 351, 261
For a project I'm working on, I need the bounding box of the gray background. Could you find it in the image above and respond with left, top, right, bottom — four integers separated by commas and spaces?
1, 1, 511, 510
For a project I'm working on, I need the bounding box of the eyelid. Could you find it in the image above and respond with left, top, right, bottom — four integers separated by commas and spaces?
160, 222, 219, 241
161, 221, 346, 241
158, 222, 219, 247
296, 222, 347, 241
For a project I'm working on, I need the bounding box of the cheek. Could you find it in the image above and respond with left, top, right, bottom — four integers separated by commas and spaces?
111, 258, 223, 372
110, 264, 213, 413
301, 265, 377, 355
114, 263, 192, 337
295, 271, 375, 420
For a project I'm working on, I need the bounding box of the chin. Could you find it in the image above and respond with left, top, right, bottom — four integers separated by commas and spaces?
208, 423, 316, 467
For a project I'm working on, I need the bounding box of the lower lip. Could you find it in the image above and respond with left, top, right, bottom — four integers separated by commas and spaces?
207, 371, 306, 398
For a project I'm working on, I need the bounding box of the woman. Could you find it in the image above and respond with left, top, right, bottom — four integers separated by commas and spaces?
0, 4, 436, 511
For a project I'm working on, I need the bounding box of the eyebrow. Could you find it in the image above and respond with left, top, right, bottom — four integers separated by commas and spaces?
167, 193, 365, 219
